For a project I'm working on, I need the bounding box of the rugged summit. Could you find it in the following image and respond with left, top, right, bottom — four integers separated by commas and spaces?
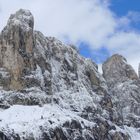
103, 54, 140, 129
0, 9, 34, 90
102, 54, 138, 88
0, 9, 140, 140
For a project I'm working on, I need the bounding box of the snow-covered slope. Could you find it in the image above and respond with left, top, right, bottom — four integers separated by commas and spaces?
0, 9, 140, 140
0, 105, 140, 140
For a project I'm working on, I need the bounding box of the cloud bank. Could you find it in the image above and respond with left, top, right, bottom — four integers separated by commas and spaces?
0, 0, 140, 72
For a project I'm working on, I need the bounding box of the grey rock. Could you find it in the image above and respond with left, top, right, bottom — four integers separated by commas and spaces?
138, 63, 140, 78
0, 9, 34, 90
103, 54, 140, 128
102, 54, 138, 88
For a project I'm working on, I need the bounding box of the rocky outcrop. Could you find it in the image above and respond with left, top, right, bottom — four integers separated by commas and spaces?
102, 54, 138, 88
103, 54, 140, 128
0, 9, 34, 90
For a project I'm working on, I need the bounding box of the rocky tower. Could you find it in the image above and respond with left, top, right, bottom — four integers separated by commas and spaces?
0, 9, 34, 90
103, 54, 140, 127
102, 54, 138, 88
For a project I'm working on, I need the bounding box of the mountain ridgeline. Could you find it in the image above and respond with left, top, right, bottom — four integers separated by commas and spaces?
0, 9, 140, 140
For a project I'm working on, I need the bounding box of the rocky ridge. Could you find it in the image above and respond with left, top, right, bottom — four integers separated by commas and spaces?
0, 9, 140, 140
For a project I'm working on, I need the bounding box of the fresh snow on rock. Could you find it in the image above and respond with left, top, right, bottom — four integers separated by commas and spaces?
0, 104, 95, 139
0, 9, 140, 140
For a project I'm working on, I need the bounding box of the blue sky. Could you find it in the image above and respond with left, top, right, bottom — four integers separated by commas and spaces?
80, 0, 140, 65
79, 42, 110, 64
0, 0, 140, 71
110, 0, 140, 30
110, 0, 140, 16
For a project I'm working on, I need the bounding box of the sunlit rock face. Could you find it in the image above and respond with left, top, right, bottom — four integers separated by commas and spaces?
0, 9, 34, 90
0, 9, 140, 140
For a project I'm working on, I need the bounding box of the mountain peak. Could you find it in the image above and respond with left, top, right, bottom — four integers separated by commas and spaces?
102, 54, 138, 87
0, 9, 34, 90
7, 9, 34, 29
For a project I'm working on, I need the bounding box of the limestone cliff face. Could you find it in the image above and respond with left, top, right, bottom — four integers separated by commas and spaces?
0, 9, 107, 94
0, 9, 34, 90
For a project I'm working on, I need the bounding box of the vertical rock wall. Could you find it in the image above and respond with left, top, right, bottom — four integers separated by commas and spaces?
0, 9, 34, 90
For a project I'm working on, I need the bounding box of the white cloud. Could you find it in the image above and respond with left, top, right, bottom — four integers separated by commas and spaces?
0, 0, 116, 47
107, 32, 140, 73
0, 0, 140, 72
